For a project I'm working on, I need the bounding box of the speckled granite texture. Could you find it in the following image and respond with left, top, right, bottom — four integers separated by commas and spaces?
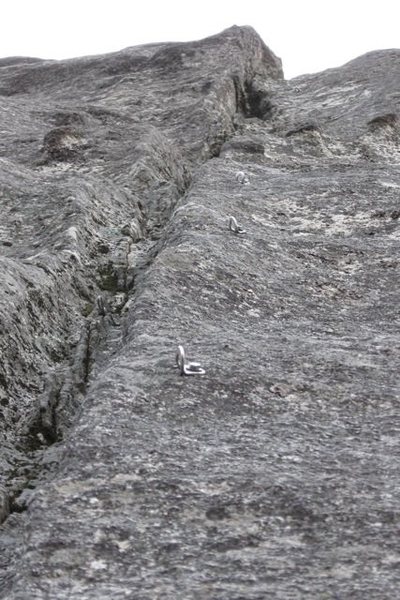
0, 26, 399, 599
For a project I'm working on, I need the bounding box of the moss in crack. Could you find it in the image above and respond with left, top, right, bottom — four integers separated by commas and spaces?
81, 302, 94, 317
97, 262, 120, 292
31, 411, 58, 447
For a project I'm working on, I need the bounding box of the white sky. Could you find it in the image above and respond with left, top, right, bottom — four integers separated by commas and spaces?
1, 0, 399, 79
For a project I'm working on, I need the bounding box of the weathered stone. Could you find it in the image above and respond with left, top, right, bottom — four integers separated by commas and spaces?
0, 25, 399, 600
41, 126, 88, 163
0, 487, 9, 524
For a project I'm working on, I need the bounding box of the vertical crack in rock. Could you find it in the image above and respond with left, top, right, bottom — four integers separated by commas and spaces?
1, 26, 399, 600
1, 25, 277, 530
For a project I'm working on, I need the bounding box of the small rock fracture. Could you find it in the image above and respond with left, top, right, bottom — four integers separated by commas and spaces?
96, 295, 116, 325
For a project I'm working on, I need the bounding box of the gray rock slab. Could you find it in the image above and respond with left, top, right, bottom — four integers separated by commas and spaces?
0, 25, 399, 599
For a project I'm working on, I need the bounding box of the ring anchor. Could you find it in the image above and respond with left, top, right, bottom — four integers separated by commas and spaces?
175, 345, 205, 376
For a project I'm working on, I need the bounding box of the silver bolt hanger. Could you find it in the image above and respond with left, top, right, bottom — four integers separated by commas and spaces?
228, 216, 246, 235
235, 171, 250, 185
176, 345, 205, 376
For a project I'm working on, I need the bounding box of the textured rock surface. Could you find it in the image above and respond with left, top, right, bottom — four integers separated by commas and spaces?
0, 26, 399, 599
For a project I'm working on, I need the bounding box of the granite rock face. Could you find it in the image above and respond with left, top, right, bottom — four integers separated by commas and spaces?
0, 26, 399, 599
